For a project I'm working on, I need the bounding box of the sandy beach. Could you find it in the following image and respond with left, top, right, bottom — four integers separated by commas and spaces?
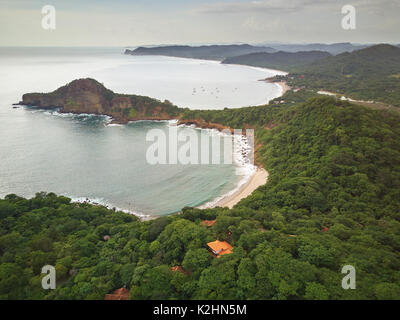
276, 81, 290, 96
211, 168, 269, 209
261, 77, 290, 97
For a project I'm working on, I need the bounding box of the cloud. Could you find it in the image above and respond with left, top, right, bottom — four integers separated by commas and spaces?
242, 16, 268, 31
194, 0, 400, 15
1, 0, 399, 46
194, 0, 329, 14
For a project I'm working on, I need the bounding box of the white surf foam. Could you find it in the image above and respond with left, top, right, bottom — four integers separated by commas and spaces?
198, 130, 256, 209
70, 196, 152, 220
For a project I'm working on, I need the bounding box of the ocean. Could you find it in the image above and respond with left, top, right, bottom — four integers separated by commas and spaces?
0, 47, 282, 217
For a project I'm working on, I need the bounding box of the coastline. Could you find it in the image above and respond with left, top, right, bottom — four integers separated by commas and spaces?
177, 119, 267, 211
276, 81, 290, 96
23, 107, 271, 220
16, 60, 289, 220
261, 76, 290, 97
207, 167, 268, 209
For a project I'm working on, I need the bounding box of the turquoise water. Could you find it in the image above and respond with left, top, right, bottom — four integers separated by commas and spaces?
0, 47, 277, 216
0, 107, 239, 216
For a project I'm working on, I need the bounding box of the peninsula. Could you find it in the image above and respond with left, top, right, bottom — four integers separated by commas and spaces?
18, 78, 183, 124
125, 44, 276, 61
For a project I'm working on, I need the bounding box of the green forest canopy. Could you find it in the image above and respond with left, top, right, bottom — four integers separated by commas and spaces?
1, 96, 400, 300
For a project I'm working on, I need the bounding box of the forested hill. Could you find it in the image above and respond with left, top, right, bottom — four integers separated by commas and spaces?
287, 44, 400, 106
125, 44, 276, 61
259, 42, 370, 55
2, 96, 400, 300
293, 44, 400, 78
221, 51, 331, 72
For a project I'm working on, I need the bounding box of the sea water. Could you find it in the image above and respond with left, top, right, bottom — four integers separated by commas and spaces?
0, 47, 282, 216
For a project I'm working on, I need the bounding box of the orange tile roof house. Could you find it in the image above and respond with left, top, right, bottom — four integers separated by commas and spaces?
171, 266, 185, 273
202, 220, 216, 227
104, 288, 130, 300
207, 240, 233, 258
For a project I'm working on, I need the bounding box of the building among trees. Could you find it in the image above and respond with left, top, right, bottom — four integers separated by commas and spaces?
207, 240, 233, 258
104, 288, 130, 300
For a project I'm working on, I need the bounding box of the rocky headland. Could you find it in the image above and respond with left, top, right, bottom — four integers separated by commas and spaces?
18, 78, 184, 124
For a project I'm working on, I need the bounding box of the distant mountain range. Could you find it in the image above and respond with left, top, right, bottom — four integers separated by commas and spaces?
258, 42, 371, 55
124, 42, 400, 107
222, 51, 332, 72
125, 43, 372, 60
220, 43, 400, 107
124, 43, 400, 62
125, 44, 276, 61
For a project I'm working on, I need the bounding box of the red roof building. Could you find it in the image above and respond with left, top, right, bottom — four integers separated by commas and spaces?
105, 288, 130, 300
171, 266, 185, 273
202, 220, 216, 227
207, 240, 233, 258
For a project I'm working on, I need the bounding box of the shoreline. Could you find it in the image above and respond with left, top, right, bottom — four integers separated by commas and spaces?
178, 120, 268, 211
16, 60, 287, 219
261, 76, 290, 97
206, 168, 268, 209
23, 108, 270, 221
276, 81, 290, 96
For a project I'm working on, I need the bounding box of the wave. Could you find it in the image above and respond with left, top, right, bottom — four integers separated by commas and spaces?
128, 119, 178, 125
69, 196, 153, 220
34, 108, 113, 124
198, 130, 256, 209
106, 123, 124, 127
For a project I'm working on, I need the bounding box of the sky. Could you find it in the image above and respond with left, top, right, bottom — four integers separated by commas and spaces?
0, 0, 399, 47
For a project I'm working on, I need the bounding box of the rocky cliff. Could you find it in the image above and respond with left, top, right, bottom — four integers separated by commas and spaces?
19, 78, 183, 123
